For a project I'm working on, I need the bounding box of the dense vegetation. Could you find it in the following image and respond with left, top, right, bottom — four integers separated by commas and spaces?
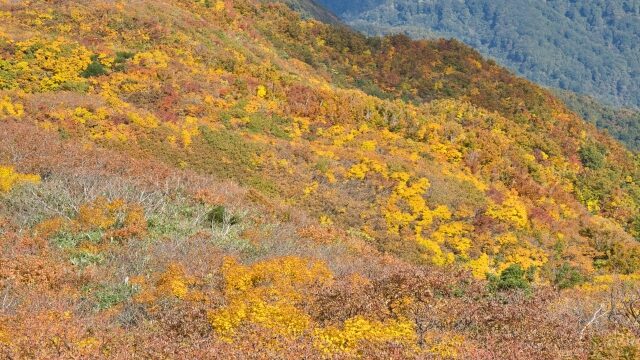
556, 90, 640, 152
316, 0, 640, 110
279, 0, 341, 24
0, 0, 639, 358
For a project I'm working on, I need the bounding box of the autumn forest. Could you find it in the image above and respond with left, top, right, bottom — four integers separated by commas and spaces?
0, 0, 640, 359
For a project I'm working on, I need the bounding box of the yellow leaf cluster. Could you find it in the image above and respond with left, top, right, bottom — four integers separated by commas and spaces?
346, 158, 387, 180
579, 274, 640, 292
467, 253, 492, 279
14, 37, 92, 92
486, 192, 529, 229
360, 140, 377, 151
416, 235, 455, 266
214, 0, 225, 12
500, 245, 548, 273
0, 96, 24, 118
0, 324, 9, 344
156, 263, 195, 299
74, 197, 146, 236
303, 181, 319, 196
128, 112, 159, 128
382, 172, 472, 265
178, 116, 200, 148
0, 166, 40, 193
431, 221, 473, 257
75, 337, 100, 352
76, 197, 126, 230
208, 256, 333, 340
256, 85, 267, 98
290, 116, 310, 138
319, 124, 369, 147
48, 107, 131, 142
132, 50, 170, 69
347, 162, 370, 180
384, 173, 437, 233
429, 142, 463, 163
314, 316, 417, 355
426, 333, 465, 359
320, 214, 334, 225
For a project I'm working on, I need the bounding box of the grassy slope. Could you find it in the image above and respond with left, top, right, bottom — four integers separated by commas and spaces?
0, 0, 639, 357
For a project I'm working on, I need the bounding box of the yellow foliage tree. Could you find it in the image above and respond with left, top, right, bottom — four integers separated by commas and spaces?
256, 85, 267, 98
180, 116, 200, 148
467, 253, 492, 279
208, 256, 333, 340
0, 96, 24, 118
313, 316, 417, 355
14, 37, 92, 92
486, 192, 529, 229
0, 166, 40, 193
132, 50, 170, 69
156, 263, 196, 299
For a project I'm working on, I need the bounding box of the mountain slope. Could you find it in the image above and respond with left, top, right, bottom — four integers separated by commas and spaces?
0, 0, 639, 357
282, 0, 341, 24
316, 0, 640, 110
556, 90, 640, 152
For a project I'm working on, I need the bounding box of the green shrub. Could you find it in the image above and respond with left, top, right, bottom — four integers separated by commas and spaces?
82, 55, 108, 78
197, 126, 260, 178
113, 51, 135, 72
488, 264, 534, 293
51, 230, 103, 249
59, 80, 89, 92
0, 59, 17, 90
315, 157, 330, 173
70, 251, 104, 268
206, 205, 240, 226
92, 283, 139, 311
553, 263, 585, 289
607, 243, 640, 275
247, 113, 291, 139
631, 216, 640, 241
579, 142, 607, 169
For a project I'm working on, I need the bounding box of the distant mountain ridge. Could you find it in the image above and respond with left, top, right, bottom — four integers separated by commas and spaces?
315, 0, 640, 110
278, 0, 342, 24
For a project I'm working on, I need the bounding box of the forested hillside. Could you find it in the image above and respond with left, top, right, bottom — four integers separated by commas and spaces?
279, 0, 342, 24
0, 0, 640, 358
317, 0, 640, 110
556, 90, 640, 152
